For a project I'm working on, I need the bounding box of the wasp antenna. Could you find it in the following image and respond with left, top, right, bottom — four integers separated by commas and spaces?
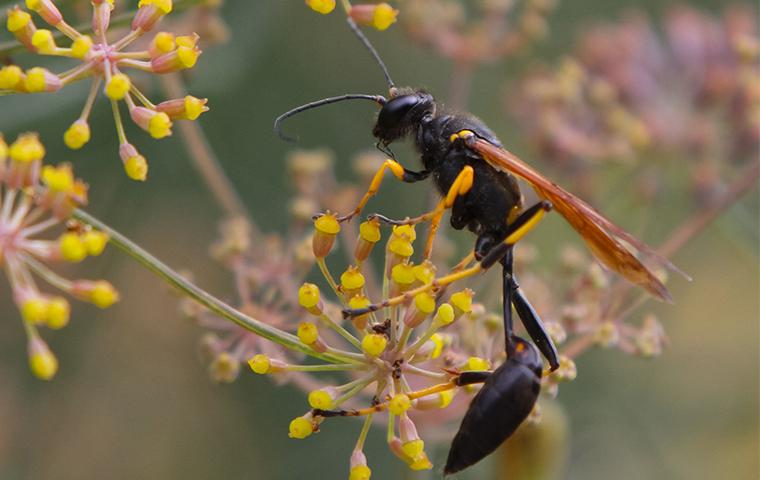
346, 17, 395, 90
273, 94, 386, 142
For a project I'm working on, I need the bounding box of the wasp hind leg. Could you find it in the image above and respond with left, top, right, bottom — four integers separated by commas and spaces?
501, 247, 560, 371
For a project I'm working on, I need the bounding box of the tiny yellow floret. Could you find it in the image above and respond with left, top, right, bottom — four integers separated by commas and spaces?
46, 297, 70, 329
63, 120, 91, 149
361, 333, 387, 357
7, 9, 32, 32
388, 393, 411, 415
0, 65, 23, 89
24, 67, 48, 93
359, 220, 381, 243
392, 224, 416, 241
306, 0, 335, 15
9, 133, 45, 163
314, 213, 340, 235
124, 154, 148, 181
349, 465, 372, 480
297, 321, 319, 345
70, 35, 93, 59
307, 389, 333, 409
21, 298, 49, 324
139, 0, 172, 13
466, 356, 490, 371
372, 3, 398, 31
388, 237, 413, 257
183, 95, 207, 120
176, 46, 199, 68
402, 439, 424, 458
88, 281, 120, 308
429, 333, 444, 359
59, 232, 87, 262
29, 347, 58, 380
42, 164, 74, 192
105, 73, 131, 100
450, 289, 473, 315
152, 31, 175, 53
82, 230, 109, 256
437, 389, 454, 408
288, 416, 313, 439
340, 267, 365, 290
413, 292, 436, 315
433, 303, 455, 327
248, 354, 271, 374
31, 29, 56, 54
298, 283, 321, 309
391, 263, 415, 287
148, 111, 172, 138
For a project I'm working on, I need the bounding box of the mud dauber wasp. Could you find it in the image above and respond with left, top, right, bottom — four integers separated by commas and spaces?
275, 15, 683, 475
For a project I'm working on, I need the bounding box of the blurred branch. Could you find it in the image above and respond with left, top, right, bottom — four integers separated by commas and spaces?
160, 73, 254, 226
658, 160, 760, 258
72, 207, 364, 366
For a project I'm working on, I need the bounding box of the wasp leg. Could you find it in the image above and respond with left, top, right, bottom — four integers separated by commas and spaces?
338, 159, 429, 222
501, 247, 517, 357
312, 381, 460, 419
370, 166, 475, 259
342, 201, 552, 319
455, 370, 492, 386
502, 249, 560, 370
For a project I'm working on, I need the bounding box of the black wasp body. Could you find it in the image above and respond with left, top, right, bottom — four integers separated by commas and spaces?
274, 18, 560, 477
372, 88, 556, 475
374, 88, 523, 259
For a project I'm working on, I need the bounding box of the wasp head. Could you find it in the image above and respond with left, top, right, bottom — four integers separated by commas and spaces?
373, 89, 435, 146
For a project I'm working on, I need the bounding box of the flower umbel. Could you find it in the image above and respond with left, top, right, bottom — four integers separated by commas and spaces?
0, 133, 117, 380
1, 0, 209, 180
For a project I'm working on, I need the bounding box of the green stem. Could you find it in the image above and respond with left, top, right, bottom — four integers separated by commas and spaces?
72, 208, 359, 365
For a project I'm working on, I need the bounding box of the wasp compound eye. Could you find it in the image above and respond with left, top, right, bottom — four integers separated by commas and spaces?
375, 95, 420, 133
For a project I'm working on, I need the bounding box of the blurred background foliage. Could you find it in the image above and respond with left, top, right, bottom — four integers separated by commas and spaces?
0, 1, 757, 479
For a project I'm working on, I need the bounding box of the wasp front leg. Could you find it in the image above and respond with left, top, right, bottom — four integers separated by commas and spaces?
338, 159, 429, 223
371, 165, 475, 260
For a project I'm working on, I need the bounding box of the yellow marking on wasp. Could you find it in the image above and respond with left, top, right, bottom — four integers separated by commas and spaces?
449, 129, 475, 143
516, 343, 525, 353
505, 207, 546, 245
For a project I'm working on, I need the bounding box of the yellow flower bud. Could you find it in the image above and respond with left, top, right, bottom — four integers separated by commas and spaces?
307, 389, 334, 409
298, 283, 322, 314
349, 465, 372, 480
305, 0, 335, 14
63, 120, 91, 150
388, 393, 411, 415
248, 354, 271, 374
0, 65, 24, 90
465, 356, 490, 371
82, 230, 109, 256
433, 303, 455, 327
70, 35, 93, 59
28, 337, 58, 380
105, 73, 131, 100
59, 232, 87, 262
21, 297, 49, 324
312, 212, 340, 258
361, 333, 387, 357
46, 297, 70, 329
297, 321, 319, 345
288, 416, 313, 439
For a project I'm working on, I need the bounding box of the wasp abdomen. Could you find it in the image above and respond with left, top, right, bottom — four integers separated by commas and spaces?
444, 339, 542, 475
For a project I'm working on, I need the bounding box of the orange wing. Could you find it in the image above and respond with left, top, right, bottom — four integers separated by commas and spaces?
470, 137, 685, 302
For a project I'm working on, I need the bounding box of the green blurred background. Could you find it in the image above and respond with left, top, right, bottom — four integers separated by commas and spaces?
0, 1, 757, 479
